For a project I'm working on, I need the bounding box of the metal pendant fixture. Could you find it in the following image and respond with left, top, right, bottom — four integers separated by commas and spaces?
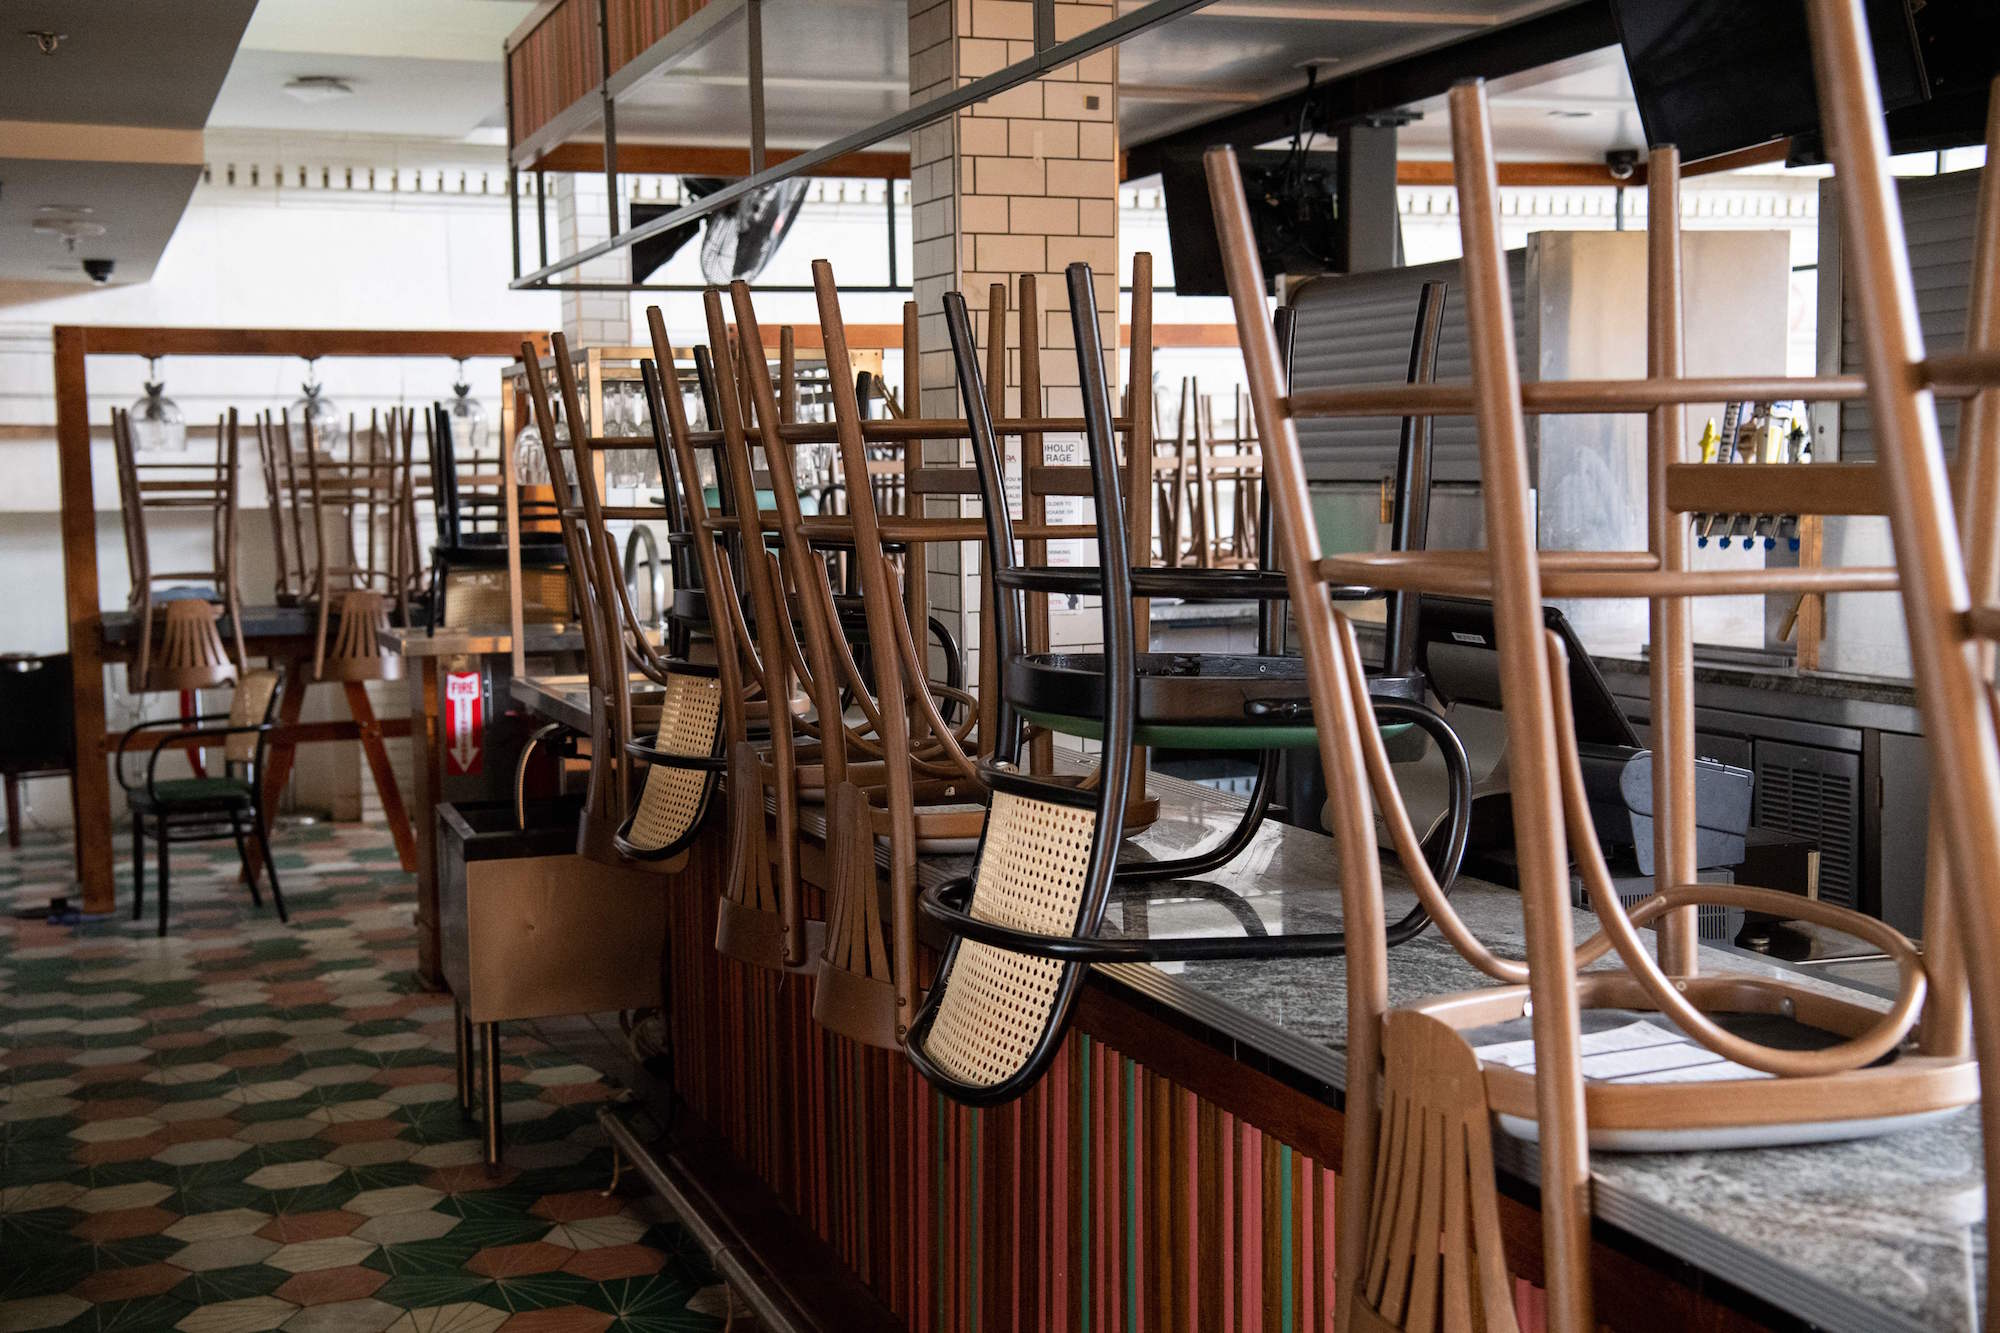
128, 358, 187, 456
445, 360, 489, 458
289, 360, 345, 460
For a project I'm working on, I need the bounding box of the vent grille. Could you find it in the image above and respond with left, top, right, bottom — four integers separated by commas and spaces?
1752, 740, 1860, 909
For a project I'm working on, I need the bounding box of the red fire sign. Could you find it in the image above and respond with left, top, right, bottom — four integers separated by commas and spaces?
444, 670, 484, 776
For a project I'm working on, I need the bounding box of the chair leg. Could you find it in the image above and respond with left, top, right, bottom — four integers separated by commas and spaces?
5, 772, 19, 848
250, 813, 288, 923
455, 1001, 474, 1117
132, 816, 146, 921
229, 813, 264, 909
156, 824, 171, 938
480, 1022, 503, 1168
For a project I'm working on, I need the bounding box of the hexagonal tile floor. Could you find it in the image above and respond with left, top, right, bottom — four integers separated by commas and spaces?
1, 825, 732, 1332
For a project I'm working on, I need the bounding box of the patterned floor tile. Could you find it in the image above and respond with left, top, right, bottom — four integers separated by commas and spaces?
1, 827, 724, 1332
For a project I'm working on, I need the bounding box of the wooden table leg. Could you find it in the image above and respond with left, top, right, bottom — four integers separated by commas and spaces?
410, 660, 445, 989
344, 681, 417, 873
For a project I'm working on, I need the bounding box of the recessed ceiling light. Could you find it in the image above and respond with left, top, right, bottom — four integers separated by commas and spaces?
32, 208, 106, 252
285, 76, 355, 104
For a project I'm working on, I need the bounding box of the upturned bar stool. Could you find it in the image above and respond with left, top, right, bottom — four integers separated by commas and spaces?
1206, 13, 1994, 1327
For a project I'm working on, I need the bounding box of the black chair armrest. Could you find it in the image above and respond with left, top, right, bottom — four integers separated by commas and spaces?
143, 723, 275, 794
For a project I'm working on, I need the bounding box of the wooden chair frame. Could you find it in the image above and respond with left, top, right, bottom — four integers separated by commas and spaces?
112, 407, 248, 692
1208, 18, 2000, 1330
297, 408, 406, 684
517, 340, 630, 865
548, 332, 726, 872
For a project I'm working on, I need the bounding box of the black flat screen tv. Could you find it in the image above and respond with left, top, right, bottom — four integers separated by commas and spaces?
1608, 0, 1934, 162
1159, 148, 1339, 297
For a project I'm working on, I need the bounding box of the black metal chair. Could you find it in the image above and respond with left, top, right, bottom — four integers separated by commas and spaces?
424, 404, 568, 632
950, 277, 1471, 895
905, 265, 1470, 1105
117, 668, 288, 936
1, 654, 74, 849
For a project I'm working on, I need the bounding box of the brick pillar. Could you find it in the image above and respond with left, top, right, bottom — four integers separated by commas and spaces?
553, 174, 633, 347
908, 0, 1120, 691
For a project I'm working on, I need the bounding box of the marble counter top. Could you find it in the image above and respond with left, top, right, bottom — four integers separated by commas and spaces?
903, 774, 1984, 1333
1593, 652, 1921, 715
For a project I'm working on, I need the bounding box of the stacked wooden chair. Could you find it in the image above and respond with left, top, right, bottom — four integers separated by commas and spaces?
297, 408, 407, 684
1203, 5, 1997, 1326
897, 262, 1473, 1103
253, 412, 309, 608
111, 407, 248, 693
423, 401, 570, 631
516, 337, 726, 874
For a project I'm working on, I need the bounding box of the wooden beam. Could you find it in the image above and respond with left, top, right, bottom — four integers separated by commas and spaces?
533, 141, 911, 179
1395, 139, 1793, 190
1398, 158, 1625, 187
70, 328, 544, 359
55, 327, 113, 914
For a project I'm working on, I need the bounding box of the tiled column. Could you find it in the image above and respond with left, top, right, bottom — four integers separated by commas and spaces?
908, 0, 1120, 691
553, 174, 632, 347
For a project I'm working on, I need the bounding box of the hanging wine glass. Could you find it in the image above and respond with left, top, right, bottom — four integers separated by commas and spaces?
129, 357, 187, 456
445, 360, 489, 460
514, 419, 547, 486
290, 361, 344, 460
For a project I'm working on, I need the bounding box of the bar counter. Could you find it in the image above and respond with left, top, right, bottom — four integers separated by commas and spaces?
511, 673, 1984, 1332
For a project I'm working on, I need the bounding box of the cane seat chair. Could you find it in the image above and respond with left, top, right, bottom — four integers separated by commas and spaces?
636, 311, 828, 970
952, 268, 1473, 897
553, 332, 726, 872
898, 265, 1457, 1104
112, 408, 248, 693
514, 338, 710, 872
1206, 15, 1993, 1328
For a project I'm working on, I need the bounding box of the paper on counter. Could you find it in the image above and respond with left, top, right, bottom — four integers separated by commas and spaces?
1473, 1019, 1774, 1084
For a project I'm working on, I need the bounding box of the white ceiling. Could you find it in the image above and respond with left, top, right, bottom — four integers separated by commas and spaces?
206, 0, 534, 142
0, 0, 255, 285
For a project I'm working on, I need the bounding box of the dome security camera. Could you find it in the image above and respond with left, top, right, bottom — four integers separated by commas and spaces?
82, 258, 114, 284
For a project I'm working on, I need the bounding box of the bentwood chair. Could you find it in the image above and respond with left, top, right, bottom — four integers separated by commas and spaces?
296, 410, 404, 684
117, 668, 287, 937
549, 333, 727, 872
641, 312, 826, 969
898, 265, 1455, 1105
941, 268, 1472, 899
1206, 19, 1993, 1330
111, 408, 248, 693
733, 273, 989, 1047
423, 403, 569, 632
